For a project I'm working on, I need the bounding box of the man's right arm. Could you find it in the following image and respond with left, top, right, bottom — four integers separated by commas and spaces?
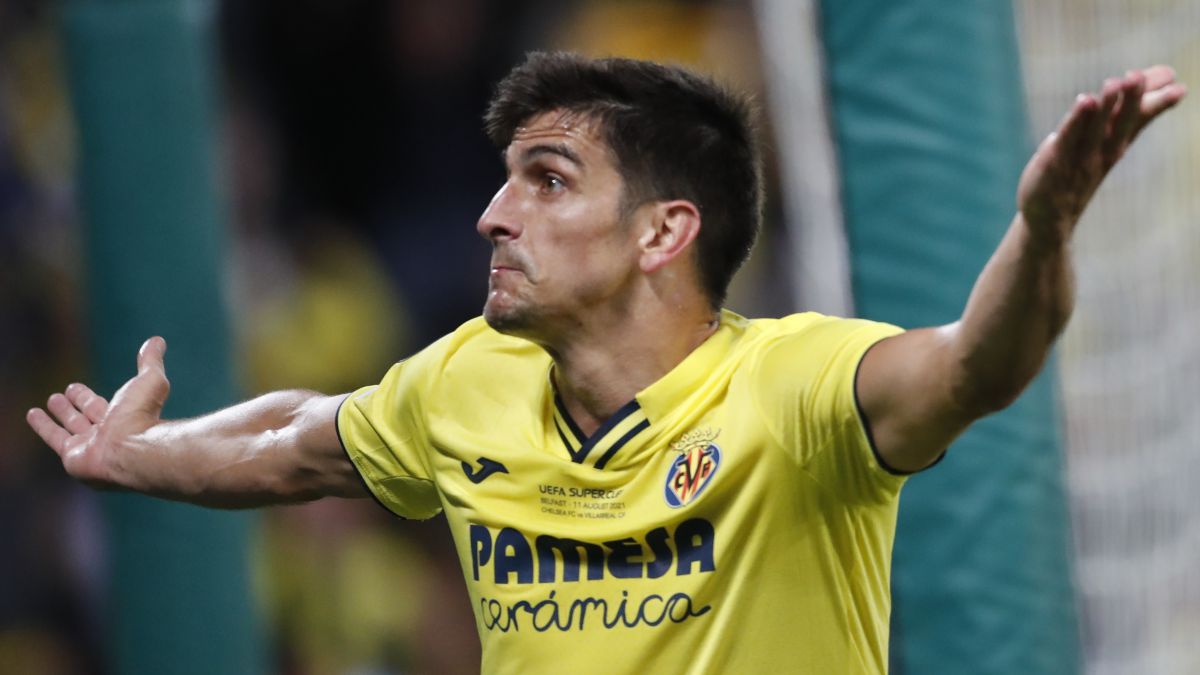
25, 337, 366, 508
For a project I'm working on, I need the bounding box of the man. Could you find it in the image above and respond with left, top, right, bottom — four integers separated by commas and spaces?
27, 53, 1185, 673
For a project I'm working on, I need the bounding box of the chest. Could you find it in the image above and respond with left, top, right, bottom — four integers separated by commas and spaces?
428, 400, 801, 587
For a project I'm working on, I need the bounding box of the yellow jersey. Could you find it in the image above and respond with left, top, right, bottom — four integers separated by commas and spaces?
337, 310, 907, 674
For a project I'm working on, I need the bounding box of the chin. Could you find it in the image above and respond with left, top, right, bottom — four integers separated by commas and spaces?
483, 298, 536, 337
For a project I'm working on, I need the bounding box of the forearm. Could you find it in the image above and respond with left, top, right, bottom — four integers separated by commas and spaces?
947, 66, 1185, 412
949, 213, 1074, 413
854, 68, 1182, 471
118, 390, 348, 508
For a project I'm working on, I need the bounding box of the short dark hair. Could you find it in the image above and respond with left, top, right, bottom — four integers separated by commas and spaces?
484, 51, 762, 309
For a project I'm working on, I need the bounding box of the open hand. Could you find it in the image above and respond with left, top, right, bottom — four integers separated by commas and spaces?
26, 337, 171, 489
1018, 65, 1186, 244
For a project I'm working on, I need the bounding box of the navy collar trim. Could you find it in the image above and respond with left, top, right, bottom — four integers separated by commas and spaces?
553, 396, 648, 468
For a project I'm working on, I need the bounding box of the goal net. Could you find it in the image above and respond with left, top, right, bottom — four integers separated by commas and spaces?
1016, 3, 1200, 673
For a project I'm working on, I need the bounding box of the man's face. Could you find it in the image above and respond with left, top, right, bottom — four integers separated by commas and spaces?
477, 110, 641, 339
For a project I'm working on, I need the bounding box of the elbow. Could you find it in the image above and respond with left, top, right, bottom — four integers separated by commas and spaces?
277, 466, 329, 504
952, 376, 1029, 419
971, 386, 1024, 416
946, 333, 1050, 419
245, 429, 328, 506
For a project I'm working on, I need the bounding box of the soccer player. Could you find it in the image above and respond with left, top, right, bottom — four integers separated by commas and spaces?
26, 53, 1185, 673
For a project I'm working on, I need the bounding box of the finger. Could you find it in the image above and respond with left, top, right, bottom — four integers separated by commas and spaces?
26, 407, 71, 457
1104, 71, 1145, 159
1112, 71, 1145, 136
1140, 83, 1187, 119
1055, 93, 1099, 152
1100, 77, 1122, 119
1082, 79, 1120, 150
1134, 84, 1187, 137
47, 392, 93, 436
1141, 64, 1177, 92
66, 383, 109, 424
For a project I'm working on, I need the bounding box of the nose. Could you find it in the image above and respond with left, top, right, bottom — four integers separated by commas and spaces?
476, 182, 523, 242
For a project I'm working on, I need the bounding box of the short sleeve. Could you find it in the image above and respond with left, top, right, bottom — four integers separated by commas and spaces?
337, 351, 444, 520
752, 315, 906, 504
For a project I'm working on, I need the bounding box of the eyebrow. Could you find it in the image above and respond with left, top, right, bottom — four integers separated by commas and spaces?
512, 142, 585, 169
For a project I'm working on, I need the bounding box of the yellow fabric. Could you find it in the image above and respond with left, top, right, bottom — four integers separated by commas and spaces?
338, 310, 907, 674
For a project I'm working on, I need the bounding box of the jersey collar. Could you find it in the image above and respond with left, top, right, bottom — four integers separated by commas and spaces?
552, 394, 650, 469
547, 310, 745, 469
635, 309, 745, 424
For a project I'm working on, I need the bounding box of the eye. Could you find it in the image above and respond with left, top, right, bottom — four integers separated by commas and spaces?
540, 173, 566, 195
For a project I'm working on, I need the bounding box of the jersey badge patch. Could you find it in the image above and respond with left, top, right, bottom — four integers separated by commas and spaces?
664, 428, 721, 508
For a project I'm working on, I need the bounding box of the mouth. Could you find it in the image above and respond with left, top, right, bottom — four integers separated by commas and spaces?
490, 249, 530, 281
490, 258, 525, 273
489, 265, 527, 288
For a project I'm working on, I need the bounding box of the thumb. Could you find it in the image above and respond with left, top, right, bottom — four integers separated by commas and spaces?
116, 336, 170, 417
137, 336, 167, 376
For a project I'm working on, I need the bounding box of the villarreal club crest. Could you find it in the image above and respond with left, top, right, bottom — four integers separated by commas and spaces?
664, 428, 722, 508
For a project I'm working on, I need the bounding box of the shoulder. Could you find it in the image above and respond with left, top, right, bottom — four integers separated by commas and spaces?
738, 311, 900, 353
441, 316, 545, 364
407, 316, 549, 395
409, 316, 544, 366
732, 311, 903, 392
368, 316, 546, 397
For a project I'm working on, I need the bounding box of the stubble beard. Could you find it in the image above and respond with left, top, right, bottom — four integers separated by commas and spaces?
483, 288, 539, 337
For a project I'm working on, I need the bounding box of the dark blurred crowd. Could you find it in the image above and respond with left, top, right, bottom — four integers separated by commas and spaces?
0, 1, 778, 673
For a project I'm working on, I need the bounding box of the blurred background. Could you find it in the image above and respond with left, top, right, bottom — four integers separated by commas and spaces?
0, 0, 1196, 674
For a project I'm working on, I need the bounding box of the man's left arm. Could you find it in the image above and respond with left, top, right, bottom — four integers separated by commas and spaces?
857, 66, 1187, 473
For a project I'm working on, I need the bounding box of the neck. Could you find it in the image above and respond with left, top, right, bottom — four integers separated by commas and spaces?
548, 302, 719, 436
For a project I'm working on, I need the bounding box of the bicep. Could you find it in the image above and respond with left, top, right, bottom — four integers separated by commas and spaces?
855, 324, 978, 473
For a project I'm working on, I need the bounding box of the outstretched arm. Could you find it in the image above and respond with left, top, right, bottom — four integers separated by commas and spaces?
857, 66, 1187, 473
25, 337, 366, 507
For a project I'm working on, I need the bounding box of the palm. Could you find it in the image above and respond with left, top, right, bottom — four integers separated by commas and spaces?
26, 337, 171, 487
1017, 65, 1186, 242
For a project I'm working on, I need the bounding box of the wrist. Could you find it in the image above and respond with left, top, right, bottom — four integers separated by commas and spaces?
1016, 211, 1073, 256
122, 421, 185, 495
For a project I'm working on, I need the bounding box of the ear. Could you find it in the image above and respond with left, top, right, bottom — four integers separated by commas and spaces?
637, 200, 701, 274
